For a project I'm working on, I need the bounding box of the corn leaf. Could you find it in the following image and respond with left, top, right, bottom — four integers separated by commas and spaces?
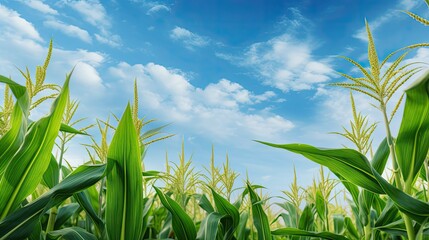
258, 141, 384, 194
0, 73, 70, 218
371, 166, 429, 224
105, 104, 144, 240
0, 164, 105, 240
236, 212, 249, 240
211, 187, 240, 239
74, 190, 105, 236
0, 76, 29, 176
246, 182, 272, 239
272, 228, 349, 240
42, 155, 59, 189
298, 204, 315, 231
395, 70, 429, 184
196, 212, 223, 240
154, 186, 197, 240
54, 203, 80, 229
46, 227, 97, 240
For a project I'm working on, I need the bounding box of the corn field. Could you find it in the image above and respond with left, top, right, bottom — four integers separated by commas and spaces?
1, 2, 429, 240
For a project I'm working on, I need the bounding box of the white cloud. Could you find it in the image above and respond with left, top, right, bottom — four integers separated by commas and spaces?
108, 62, 293, 142
243, 34, 333, 91
0, 4, 43, 42
95, 32, 122, 48
62, 0, 122, 47
353, 0, 419, 41
21, 0, 58, 15
64, 0, 109, 28
44, 20, 92, 43
147, 4, 170, 15
170, 26, 209, 50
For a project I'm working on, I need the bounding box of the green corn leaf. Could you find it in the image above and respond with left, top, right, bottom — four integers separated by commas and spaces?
74, 190, 105, 235
298, 204, 315, 231
198, 194, 215, 214
315, 191, 326, 221
210, 187, 240, 239
0, 164, 105, 240
42, 155, 59, 189
276, 202, 299, 227
154, 186, 197, 240
196, 212, 223, 240
371, 138, 390, 174
236, 212, 249, 240
105, 104, 144, 240
246, 182, 272, 240
371, 166, 429, 224
272, 228, 349, 240
395, 70, 429, 185
344, 217, 359, 240
333, 214, 345, 234
374, 199, 400, 229
46, 227, 97, 240
0, 75, 29, 116
54, 203, 80, 229
0, 73, 70, 218
60, 123, 89, 135
0, 76, 29, 176
258, 141, 384, 194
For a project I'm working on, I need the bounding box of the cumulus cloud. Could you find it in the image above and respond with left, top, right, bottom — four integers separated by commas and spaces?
44, 20, 92, 43
21, 0, 58, 15
170, 26, 209, 50
109, 62, 293, 142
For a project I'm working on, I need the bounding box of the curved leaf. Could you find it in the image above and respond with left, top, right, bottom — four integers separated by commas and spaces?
0, 74, 70, 218
258, 141, 383, 194
196, 212, 223, 240
246, 182, 272, 240
0, 164, 105, 240
396, 70, 429, 184
272, 227, 349, 240
154, 186, 197, 240
211, 187, 240, 239
46, 227, 97, 240
0, 76, 29, 176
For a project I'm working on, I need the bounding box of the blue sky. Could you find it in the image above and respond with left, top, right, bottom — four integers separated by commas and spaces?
0, 0, 429, 196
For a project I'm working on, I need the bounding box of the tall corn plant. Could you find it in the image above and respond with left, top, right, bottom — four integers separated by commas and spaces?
260, 19, 429, 239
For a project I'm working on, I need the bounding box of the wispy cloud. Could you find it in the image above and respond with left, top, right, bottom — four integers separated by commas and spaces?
243, 34, 333, 91
0, 4, 43, 42
353, 0, 419, 41
109, 61, 293, 142
62, 0, 122, 47
218, 8, 333, 92
64, 0, 110, 28
20, 0, 58, 15
147, 4, 170, 15
44, 20, 92, 43
95, 32, 121, 48
170, 26, 209, 50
